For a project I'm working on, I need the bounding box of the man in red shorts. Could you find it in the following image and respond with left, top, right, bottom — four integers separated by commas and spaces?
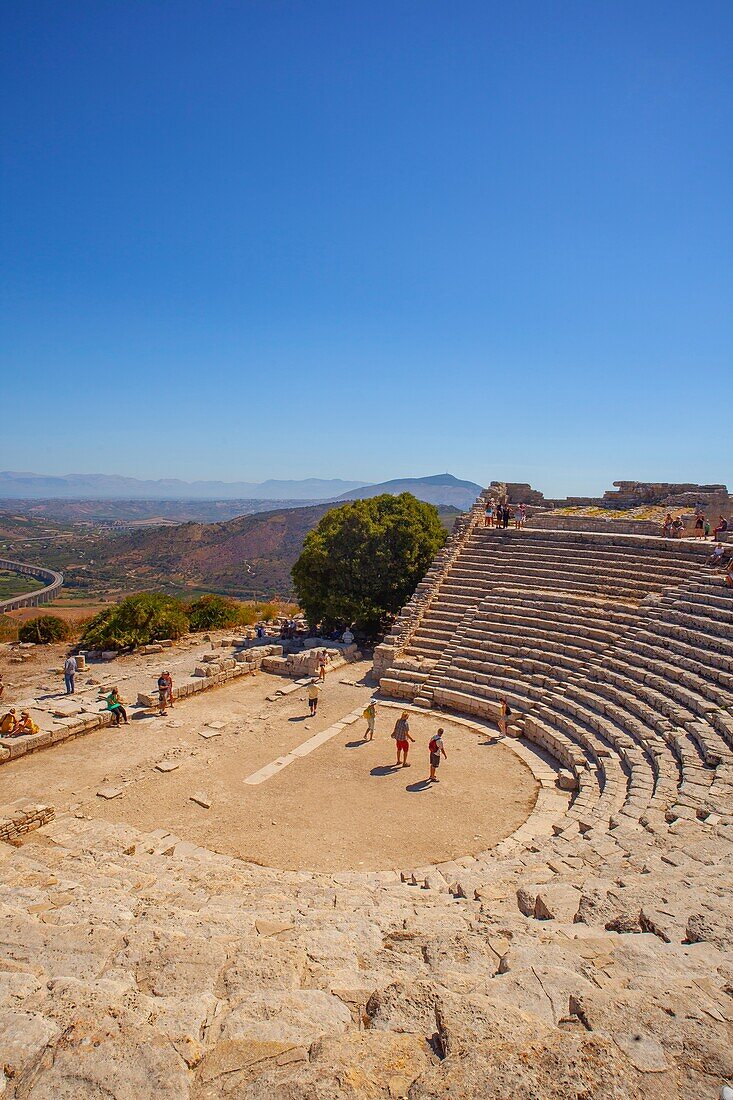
391, 711, 414, 767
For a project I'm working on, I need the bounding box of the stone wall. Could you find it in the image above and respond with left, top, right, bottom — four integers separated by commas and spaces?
0, 800, 55, 843
0, 558, 64, 613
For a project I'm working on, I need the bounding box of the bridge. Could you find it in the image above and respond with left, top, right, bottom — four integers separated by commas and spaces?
0, 558, 64, 613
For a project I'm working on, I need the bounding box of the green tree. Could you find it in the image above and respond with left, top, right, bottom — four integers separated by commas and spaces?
292, 493, 446, 636
187, 594, 244, 632
18, 614, 70, 644
79, 593, 189, 650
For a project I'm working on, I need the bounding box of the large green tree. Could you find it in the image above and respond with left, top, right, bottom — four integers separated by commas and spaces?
292, 493, 446, 636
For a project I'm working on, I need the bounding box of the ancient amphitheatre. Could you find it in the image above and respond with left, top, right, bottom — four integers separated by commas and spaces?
0, 485, 731, 1099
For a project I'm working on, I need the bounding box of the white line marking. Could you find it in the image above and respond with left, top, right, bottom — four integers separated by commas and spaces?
243, 711, 362, 785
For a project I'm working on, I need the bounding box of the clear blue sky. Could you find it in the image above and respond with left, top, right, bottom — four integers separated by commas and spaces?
2, 1, 731, 496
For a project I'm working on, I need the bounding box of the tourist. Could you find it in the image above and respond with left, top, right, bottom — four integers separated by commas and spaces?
694, 513, 705, 539
705, 518, 711, 539
362, 700, 376, 741
0, 674, 4, 703
503, 506, 511, 529
391, 710, 414, 767
725, 560, 733, 589
661, 513, 674, 538
342, 627, 354, 646
518, 503, 527, 529
495, 504, 504, 529
428, 727, 447, 782
307, 678, 320, 717
708, 543, 726, 566
16, 710, 39, 736
105, 688, 128, 726
497, 697, 511, 736
513, 505, 522, 529
64, 654, 77, 695
0, 709, 18, 736
157, 670, 173, 715
318, 651, 327, 682
713, 515, 729, 540
484, 500, 494, 527
670, 516, 685, 538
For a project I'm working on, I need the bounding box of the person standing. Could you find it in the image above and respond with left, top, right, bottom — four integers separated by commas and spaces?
694, 513, 705, 539
307, 679, 320, 717
362, 700, 376, 741
157, 670, 173, 715
497, 697, 511, 736
318, 651, 327, 682
64, 654, 77, 695
391, 711, 414, 767
428, 728, 447, 782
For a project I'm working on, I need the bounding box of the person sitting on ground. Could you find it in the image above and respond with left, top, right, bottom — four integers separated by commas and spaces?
391, 711, 414, 768
708, 543, 726, 566
428, 727, 447, 782
362, 700, 376, 741
671, 515, 685, 538
713, 515, 729, 540
307, 678, 320, 716
105, 688, 128, 726
0, 709, 18, 736
661, 513, 674, 538
16, 710, 39, 736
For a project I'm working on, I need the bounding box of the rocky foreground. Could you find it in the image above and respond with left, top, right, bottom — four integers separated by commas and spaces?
0, 795, 731, 1099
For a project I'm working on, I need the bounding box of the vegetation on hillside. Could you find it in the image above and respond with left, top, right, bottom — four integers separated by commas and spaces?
18, 614, 70, 644
292, 493, 446, 636
79, 593, 190, 650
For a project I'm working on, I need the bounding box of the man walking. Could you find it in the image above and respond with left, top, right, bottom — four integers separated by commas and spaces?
64, 654, 77, 695
428, 728, 447, 782
307, 679, 321, 717
362, 700, 376, 741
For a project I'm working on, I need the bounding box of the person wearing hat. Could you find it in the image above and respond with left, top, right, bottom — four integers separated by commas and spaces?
16, 711, 40, 736
0, 708, 18, 736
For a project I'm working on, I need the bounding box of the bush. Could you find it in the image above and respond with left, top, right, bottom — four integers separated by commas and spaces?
187, 594, 244, 632
18, 614, 70, 644
292, 493, 446, 637
79, 592, 189, 651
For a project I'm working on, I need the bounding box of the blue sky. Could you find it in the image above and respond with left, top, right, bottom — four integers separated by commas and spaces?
2, 1, 731, 497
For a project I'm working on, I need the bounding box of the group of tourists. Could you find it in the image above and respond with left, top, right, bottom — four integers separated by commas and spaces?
0, 708, 40, 736
386, 710, 447, 781
484, 499, 526, 529
662, 512, 729, 540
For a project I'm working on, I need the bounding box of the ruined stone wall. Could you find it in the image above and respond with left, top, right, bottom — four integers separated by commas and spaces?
0, 800, 55, 843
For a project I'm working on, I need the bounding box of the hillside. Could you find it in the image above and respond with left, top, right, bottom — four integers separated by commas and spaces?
338, 473, 482, 509
89, 500, 462, 599
88, 501, 462, 599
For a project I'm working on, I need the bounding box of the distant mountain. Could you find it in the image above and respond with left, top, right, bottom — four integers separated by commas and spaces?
337, 473, 483, 509
0, 472, 368, 501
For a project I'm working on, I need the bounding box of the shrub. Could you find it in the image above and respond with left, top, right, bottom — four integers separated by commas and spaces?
292, 493, 446, 637
18, 615, 70, 644
187, 594, 244, 632
79, 592, 189, 651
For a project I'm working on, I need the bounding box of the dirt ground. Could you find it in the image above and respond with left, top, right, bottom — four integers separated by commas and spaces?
0, 659, 538, 873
